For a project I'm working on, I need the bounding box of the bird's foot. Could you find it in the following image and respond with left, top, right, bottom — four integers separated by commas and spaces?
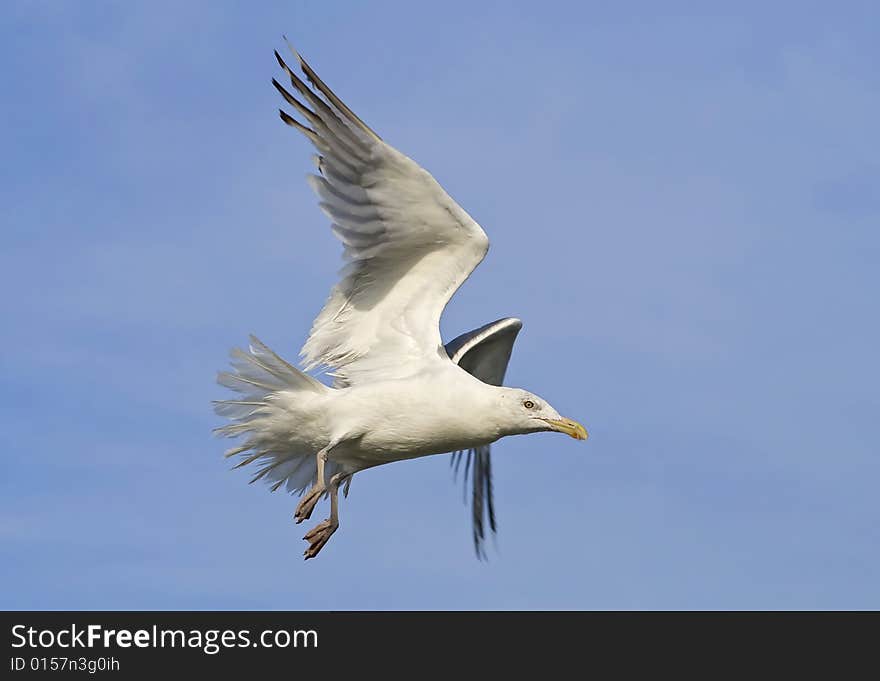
294, 486, 324, 524
303, 518, 338, 560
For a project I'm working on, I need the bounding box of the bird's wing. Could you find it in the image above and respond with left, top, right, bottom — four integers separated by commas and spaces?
273, 43, 489, 386
445, 317, 522, 557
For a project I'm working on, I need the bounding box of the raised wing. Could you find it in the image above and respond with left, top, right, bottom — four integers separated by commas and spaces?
445, 317, 522, 557
273, 43, 489, 386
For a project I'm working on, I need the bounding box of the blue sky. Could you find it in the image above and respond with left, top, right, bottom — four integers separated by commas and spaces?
2, 1, 878, 609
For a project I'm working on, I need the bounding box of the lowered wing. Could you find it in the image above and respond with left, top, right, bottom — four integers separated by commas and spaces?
445, 317, 522, 557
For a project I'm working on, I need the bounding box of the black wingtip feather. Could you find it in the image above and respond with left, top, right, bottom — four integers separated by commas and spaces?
485, 452, 497, 533
277, 38, 382, 142
278, 109, 313, 134
272, 78, 307, 112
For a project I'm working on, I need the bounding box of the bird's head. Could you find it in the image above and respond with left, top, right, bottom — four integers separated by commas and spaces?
494, 387, 588, 440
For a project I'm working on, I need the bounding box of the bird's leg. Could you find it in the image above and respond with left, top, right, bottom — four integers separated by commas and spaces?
303, 471, 343, 560
294, 441, 334, 523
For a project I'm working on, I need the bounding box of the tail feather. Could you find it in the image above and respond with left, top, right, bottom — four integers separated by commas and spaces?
231, 450, 266, 470
246, 335, 326, 391
223, 444, 251, 459
213, 400, 267, 420
214, 336, 336, 497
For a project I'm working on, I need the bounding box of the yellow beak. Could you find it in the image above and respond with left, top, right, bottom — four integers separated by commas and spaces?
545, 417, 589, 440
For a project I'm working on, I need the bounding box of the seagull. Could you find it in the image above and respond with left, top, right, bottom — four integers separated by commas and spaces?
214, 40, 588, 560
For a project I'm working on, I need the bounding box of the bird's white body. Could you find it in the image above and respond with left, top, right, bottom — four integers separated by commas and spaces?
214, 41, 587, 558
273, 364, 505, 471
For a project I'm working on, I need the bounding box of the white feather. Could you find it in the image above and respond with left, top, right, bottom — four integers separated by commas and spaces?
272, 49, 489, 387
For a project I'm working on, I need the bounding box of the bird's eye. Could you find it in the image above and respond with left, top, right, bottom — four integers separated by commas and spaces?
523, 400, 535, 409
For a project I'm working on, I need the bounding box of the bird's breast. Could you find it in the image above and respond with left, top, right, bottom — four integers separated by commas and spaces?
331, 377, 499, 464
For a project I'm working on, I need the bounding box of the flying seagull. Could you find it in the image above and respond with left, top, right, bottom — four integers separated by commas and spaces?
215, 41, 588, 560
